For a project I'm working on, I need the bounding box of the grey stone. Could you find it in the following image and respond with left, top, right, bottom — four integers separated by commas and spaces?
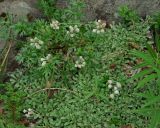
0, 0, 41, 22
85, 0, 160, 22
0, 0, 160, 23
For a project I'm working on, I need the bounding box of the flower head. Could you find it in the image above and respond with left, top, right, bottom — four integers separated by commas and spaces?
116, 82, 121, 88
40, 54, 52, 66
108, 80, 113, 84
108, 84, 112, 89
107, 80, 121, 99
30, 37, 44, 49
23, 108, 34, 118
114, 86, 118, 91
23, 109, 27, 113
50, 19, 60, 30
67, 25, 80, 37
41, 61, 47, 66
35, 43, 41, 49
92, 29, 97, 33
114, 90, 119, 95
109, 93, 115, 99
28, 108, 32, 112
75, 56, 86, 68
92, 19, 106, 34
46, 54, 51, 60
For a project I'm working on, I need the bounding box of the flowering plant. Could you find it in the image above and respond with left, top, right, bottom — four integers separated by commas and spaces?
0, 0, 154, 127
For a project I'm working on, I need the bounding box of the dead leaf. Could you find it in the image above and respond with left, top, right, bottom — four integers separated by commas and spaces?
129, 42, 140, 49
110, 63, 116, 69
121, 124, 133, 128
0, 108, 4, 115
135, 58, 143, 64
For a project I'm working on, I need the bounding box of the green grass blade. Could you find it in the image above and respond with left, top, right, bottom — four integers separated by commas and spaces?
136, 74, 157, 89
149, 110, 160, 128
143, 95, 160, 107
132, 50, 154, 65
131, 69, 153, 80
133, 62, 150, 69
145, 42, 157, 59
135, 91, 154, 99
155, 30, 160, 52
133, 108, 153, 117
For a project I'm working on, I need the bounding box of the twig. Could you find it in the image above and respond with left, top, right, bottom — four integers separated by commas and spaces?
0, 42, 12, 72
25, 87, 77, 99
0, 22, 13, 72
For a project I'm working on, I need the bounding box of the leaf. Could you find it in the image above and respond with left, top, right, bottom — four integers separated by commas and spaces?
152, 67, 160, 86
131, 69, 153, 80
155, 30, 160, 52
121, 124, 133, 128
132, 108, 153, 117
143, 95, 160, 107
148, 109, 160, 128
136, 74, 157, 89
133, 62, 149, 69
145, 42, 157, 59
84, 91, 94, 100
135, 91, 154, 99
134, 104, 160, 128
131, 50, 154, 65
0, 120, 5, 128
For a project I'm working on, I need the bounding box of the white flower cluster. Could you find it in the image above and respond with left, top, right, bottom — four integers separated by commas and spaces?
146, 30, 152, 39
23, 108, 34, 118
75, 56, 86, 68
50, 19, 60, 30
107, 80, 122, 99
67, 25, 80, 37
92, 20, 106, 34
40, 54, 52, 66
30, 37, 44, 49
